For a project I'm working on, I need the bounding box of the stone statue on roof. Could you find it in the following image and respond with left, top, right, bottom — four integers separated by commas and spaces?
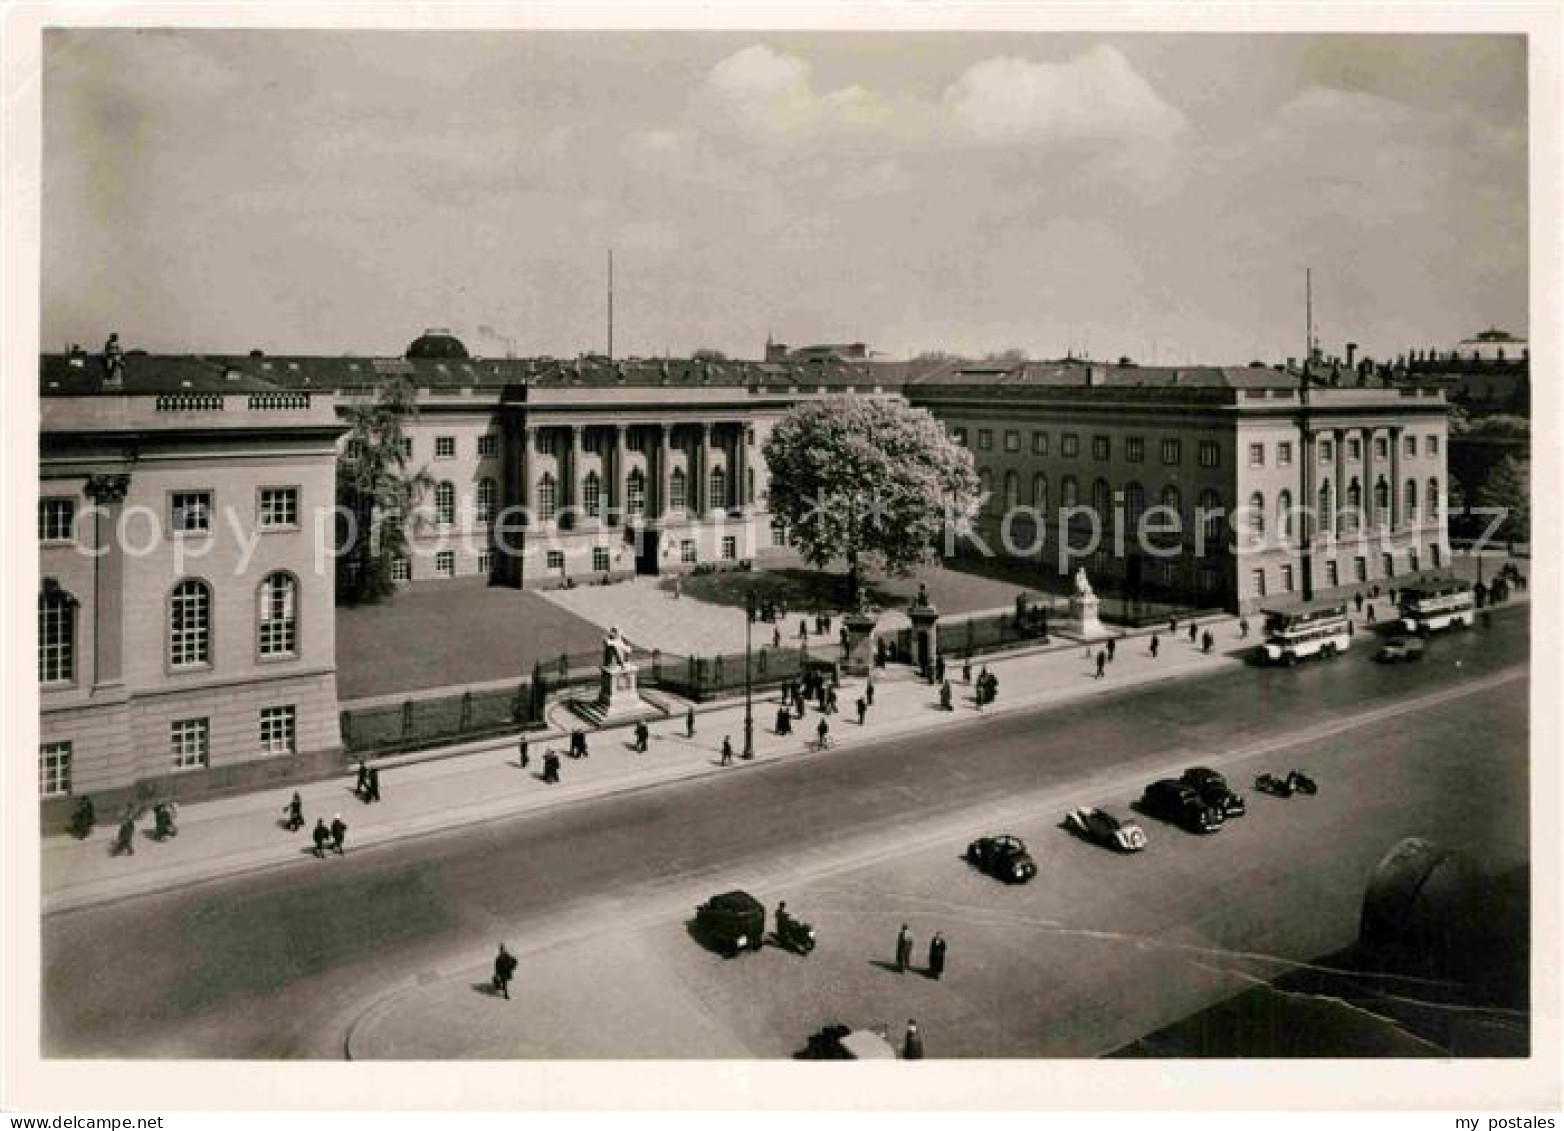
103, 332, 124, 382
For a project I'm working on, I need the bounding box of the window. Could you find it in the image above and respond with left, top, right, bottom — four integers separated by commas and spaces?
39, 498, 75, 541
1346, 479, 1362, 522
1198, 441, 1220, 469
171, 718, 209, 770
1431, 544, 1442, 569
260, 706, 296, 756
476, 478, 496, 523
39, 741, 71, 798
952, 428, 968, 446
1319, 439, 1333, 464
627, 429, 646, 453
1060, 476, 1079, 509
1375, 436, 1388, 460
1198, 488, 1225, 548
1354, 556, 1368, 583
1318, 481, 1334, 534
1404, 479, 1418, 521
1062, 433, 1080, 458
1198, 565, 1222, 594
477, 434, 499, 458
1092, 478, 1112, 521
1281, 563, 1295, 593
537, 474, 558, 521
1277, 490, 1293, 541
1003, 470, 1019, 510
593, 546, 610, 572
1125, 482, 1146, 529
583, 471, 602, 518
435, 436, 456, 459
435, 551, 455, 576
1252, 568, 1267, 598
681, 539, 697, 564
547, 549, 565, 572
1374, 477, 1390, 519
259, 487, 299, 528
38, 587, 74, 684
1031, 432, 1048, 455
1404, 435, 1417, 458
171, 491, 212, 534
1348, 437, 1362, 461
1125, 437, 1144, 463
391, 558, 411, 582
978, 429, 993, 451
398, 437, 413, 460
1325, 560, 1339, 588
258, 573, 297, 657
1092, 436, 1111, 461
1426, 435, 1439, 457
169, 578, 211, 668
1278, 442, 1293, 467
435, 482, 456, 525
1382, 552, 1395, 579
537, 431, 557, 456
1032, 474, 1048, 510
1427, 478, 1440, 523
770, 518, 787, 546
721, 535, 737, 561
1161, 439, 1182, 465
1160, 484, 1183, 525
344, 439, 364, 462
670, 468, 687, 511
1409, 549, 1420, 574
478, 551, 493, 575
709, 467, 727, 510
1004, 430, 1021, 453
627, 469, 647, 518
1248, 443, 1266, 468
1248, 492, 1266, 539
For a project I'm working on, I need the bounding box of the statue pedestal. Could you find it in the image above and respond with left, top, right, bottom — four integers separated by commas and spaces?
907, 602, 941, 677
570, 662, 657, 726
841, 612, 878, 676
1068, 593, 1109, 641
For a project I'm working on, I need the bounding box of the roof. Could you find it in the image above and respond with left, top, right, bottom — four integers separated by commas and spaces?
1465, 328, 1523, 344
39, 353, 288, 396
406, 329, 470, 359
904, 359, 1300, 392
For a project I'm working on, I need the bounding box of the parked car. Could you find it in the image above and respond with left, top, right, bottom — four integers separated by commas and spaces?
1375, 636, 1426, 663
1063, 806, 1148, 852
965, 834, 1038, 883
694, 891, 766, 957
1139, 779, 1225, 833
1255, 770, 1318, 798
1179, 767, 1247, 818
798, 1023, 898, 1059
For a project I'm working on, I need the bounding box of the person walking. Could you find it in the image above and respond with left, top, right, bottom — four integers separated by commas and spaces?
543, 751, 561, 784
720, 736, 734, 765
1169, 617, 1178, 636
800, 618, 809, 640
895, 924, 914, 972
1149, 633, 1160, 659
518, 737, 530, 770
283, 792, 304, 832
1106, 637, 1116, 662
939, 680, 953, 711
1239, 617, 1250, 640
1188, 622, 1198, 643
312, 817, 330, 858
865, 678, 875, 707
686, 706, 696, 738
1354, 591, 1364, 614
1095, 650, 1107, 679
927, 932, 947, 980
962, 657, 972, 684
825, 686, 838, 715
330, 814, 347, 855
775, 705, 792, 735
366, 766, 382, 803
902, 1020, 924, 1060
633, 721, 649, 753
355, 759, 370, 802
934, 655, 946, 684
986, 671, 999, 704
794, 691, 806, 720
1201, 630, 1213, 654
1366, 603, 1377, 624
856, 696, 868, 726
816, 718, 831, 749
493, 944, 518, 1000
773, 625, 782, 649
112, 814, 136, 856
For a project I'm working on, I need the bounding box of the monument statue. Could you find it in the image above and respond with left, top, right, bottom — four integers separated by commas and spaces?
1073, 568, 1095, 598
602, 625, 631, 668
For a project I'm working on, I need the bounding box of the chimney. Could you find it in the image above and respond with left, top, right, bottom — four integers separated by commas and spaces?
1345, 342, 1358, 368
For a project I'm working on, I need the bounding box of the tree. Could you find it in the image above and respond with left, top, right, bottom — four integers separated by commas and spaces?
762, 396, 980, 606
336, 378, 434, 604
1473, 454, 1530, 546
983, 348, 1028, 364
691, 348, 727, 361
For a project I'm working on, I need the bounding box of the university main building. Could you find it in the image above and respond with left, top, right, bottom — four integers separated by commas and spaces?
38, 331, 1452, 809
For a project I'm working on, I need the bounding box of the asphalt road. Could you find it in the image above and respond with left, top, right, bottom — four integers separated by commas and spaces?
42, 608, 1530, 1058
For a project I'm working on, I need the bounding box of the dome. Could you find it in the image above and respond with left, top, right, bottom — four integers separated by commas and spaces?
406, 328, 469, 360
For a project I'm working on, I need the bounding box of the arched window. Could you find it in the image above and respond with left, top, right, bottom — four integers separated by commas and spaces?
709, 466, 727, 511
1092, 478, 1112, 521
1277, 489, 1293, 541
537, 473, 558, 521
169, 578, 211, 668
1032, 474, 1048, 511
1060, 476, 1079, 510
670, 468, 687, 511
475, 478, 496, 524
258, 572, 297, 658
977, 467, 994, 512
1404, 478, 1418, 522
1198, 488, 1225, 549
38, 586, 75, 684
583, 471, 602, 518
1427, 477, 1441, 524
1346, 478, 1362, 530
1160, 483, 1182, 521
1374, 477, 1390, 520
1003, 469, 1019, 511
1125, 481, 1146, 530
627, 468, 647, 518
1247, 491, 1266, 539
1318, 480, 1334, 536
435, 481, 456, 525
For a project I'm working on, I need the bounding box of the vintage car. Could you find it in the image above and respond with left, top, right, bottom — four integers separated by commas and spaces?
694, 890, 766, 958
965, 833, 1038, 883
1139, 779, 1225, 833
798, 1023, 899, 1059
1064, 806, 1148, 852
1375, 636, 1427, 663
1179, 767, 1247, 818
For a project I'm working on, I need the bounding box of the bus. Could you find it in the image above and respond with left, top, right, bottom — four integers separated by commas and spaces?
1398, 580, 1476, 635
1260, 603, 1351, 665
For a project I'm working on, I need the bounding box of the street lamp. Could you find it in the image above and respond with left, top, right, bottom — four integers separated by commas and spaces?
742, 590, 756, 758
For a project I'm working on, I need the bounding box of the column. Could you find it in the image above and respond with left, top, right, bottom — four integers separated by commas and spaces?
84, 473, 131, 689
657, 424, 672, 519
1363, 426, 1377, 530
1334, 427, 1347, 538
568, 424, 584, 528
695, 422, 711, 514
1389, 425, 1402, 530
517, 425, 534, 515
736, 422, 751, 510
611, 424, 627, 526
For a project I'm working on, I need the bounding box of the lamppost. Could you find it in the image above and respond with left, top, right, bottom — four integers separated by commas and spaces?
742, 590, 756, 759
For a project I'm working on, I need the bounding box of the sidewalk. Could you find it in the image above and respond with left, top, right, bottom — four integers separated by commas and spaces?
43, 612, 1247, 914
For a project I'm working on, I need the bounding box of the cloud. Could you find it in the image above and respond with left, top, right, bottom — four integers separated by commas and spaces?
690, 43, 895, 144
943, 45, 1188, 146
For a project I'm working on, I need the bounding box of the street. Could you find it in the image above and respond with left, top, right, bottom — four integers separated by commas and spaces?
42, 608, 1529, 1059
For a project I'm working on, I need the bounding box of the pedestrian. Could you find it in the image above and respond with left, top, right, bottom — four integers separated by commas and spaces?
816, 717, 831, 749
895, 924, 914, 972
1106, 637, 1116, 662
825, 686, 838, 715
543, 751, 561, 784
856, 697, 868, 725
112, 815, 136, 856
686, 706, 696, 738
1149, 633, 1160, 659
935, 655, 946, 684
1188, 623, 1197, 643
518, 737, 530, 770
312, 817, 330, 858
1354, 591, 1364, 613
672, 577, 681, 600
633, 722, 649, 753
330, 814, 347, 855
1169, 617, 1177, 636
366, 766, 381, 803
493, 944, 518, 1000
775, 706, 792, 735
800, 618, 809, 640
1239, 617, 1250, 640
1201, 630, 1213, 654
355, 759, 369, 801
1366, 603, 1377, 624
283, 791, 304, 832
794, 692, 806, 720
902, 1020, 924, 1060
986, 671, 998, 704
721, 736, 734, 765
962, 657, 972, 684
865, 678, 875, 706
939, 681, 953, 711
927, 932, 947, 980
1095, 650, 1106, 679
773, 625, 782, 649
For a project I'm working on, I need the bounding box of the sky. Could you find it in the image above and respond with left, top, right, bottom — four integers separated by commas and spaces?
40, 29, 1528, 365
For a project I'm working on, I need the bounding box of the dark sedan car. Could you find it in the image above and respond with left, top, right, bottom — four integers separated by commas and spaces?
694, 891, 766, 957
1064, 806, 1148, 852
1139, 779, 1225, 833
1179, 767, 1247, 818
965, 834, 1038, 883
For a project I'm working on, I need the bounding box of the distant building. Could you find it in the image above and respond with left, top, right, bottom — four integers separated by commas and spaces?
1405, 328, 1528, 416
764, 338, 869, 362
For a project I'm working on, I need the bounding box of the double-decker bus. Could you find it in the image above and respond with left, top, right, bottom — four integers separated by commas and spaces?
1260, 603, 1351, 665
1398, 580, 1476, 635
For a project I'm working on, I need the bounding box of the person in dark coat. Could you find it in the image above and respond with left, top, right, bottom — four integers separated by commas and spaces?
543, 752, 561, 784
773, 625, 782, 649
1366, 603, 1377, 624
518, 737, 530, 770
1188, 622, 1198, 643
355, 759, 370, 801
720, 736, 734, 765
113, 815, 136, 856
493, 944, 518, 1000
330, 814, 347, 855
775, 706, 792, 735
825, 686, 838, 715
1201, 630, 1214, 654
927, 932, 947, 980
793, 692, 806, 720
686, 707, 696, 737
633, 722, 649, 753
1354, 591, 1365, 613
1149, 633, 1160, 658
70, 795, 96, 839
986, 671, 998, 703
939, 681, 953, 711
284, 792, 304, 831
962, 657, 972, 684
800, 618, 809, 640
1106, 637, 1116, 662
902, 1020, 924, 1060
816, 718, 831, 749
856, 697, 868, 725
1095, 650, 1107, 679
934, 656, 946, 684
366, 767, 381, 803
312, 818, 330, 858
895, 924, 914, 972
865, 679, 875, 707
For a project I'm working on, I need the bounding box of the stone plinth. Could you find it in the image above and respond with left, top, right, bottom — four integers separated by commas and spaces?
570, 662, 658, 726
907, 602, 941, 677
1068, 593, 1110, 641
841, 612, 878, 676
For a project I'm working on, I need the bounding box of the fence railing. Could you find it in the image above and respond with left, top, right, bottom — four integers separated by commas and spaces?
340, 681, 539, 755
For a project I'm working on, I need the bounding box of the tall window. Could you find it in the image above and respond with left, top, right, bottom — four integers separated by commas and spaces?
435, 481, 456, 525
1125, 482, 1145, 530
1374, 477, 1390, 520
1404, 435, 1417, 458
258, 573, 297, 657
1125, 437, 1145, 463
259, 487, 299, 528
1427, 478, 1440, 524
627, 469, 647, 518
1160, 484, 1182, 525
40, 741, 71, 798
38, 498, 76, 541
38, 587, 75, 684
1062, 434, 1080, 458
593, 546, 611, 572
709, 467, 727, 510
1031, 432, 1048, 455
1247, 492, 1266, 539
171, 718, 209, 770
1092, 478, 1112, 521
1277, 490, 1293, 541
260, 706, 296, 755
1248, 443, 1265, 467
1198, 441, 1220, 469
537, 474, 559, 521
1032, 474, 1048, 511
476, 478, 496, 523
1319, 480, 1334, 535
1092, 436, 1111, 461
978, 429, 993, 450
477, 434, 499, 458
1003, 470, 1019, 511
670, 468, 687, 511
169, 578, 211, 668
1426, 435, 1439, 457
1404, 479, 1418, 522
1346, 479, 1362, 521
1060, 476, 1079, 509
583, 471, 602, 518
1198, 488, 1225, 548
1161, 439, 1182, 465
